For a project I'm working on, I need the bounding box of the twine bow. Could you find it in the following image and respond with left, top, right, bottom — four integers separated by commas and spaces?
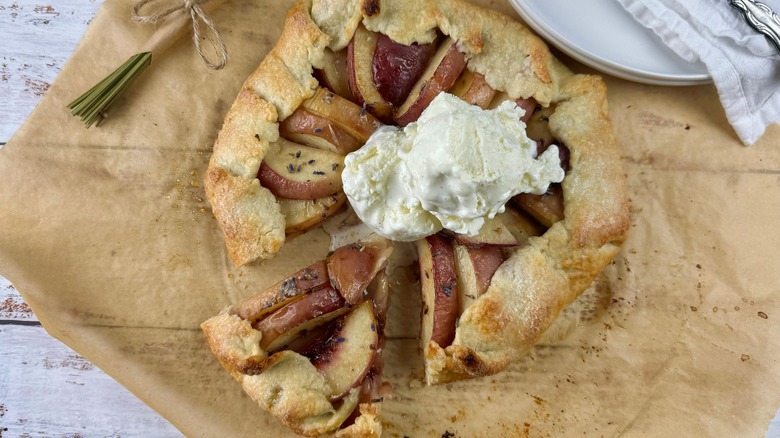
68, 0, 229, 127
132, 0, 228, 69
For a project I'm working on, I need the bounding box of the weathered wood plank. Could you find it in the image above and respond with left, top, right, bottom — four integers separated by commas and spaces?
1, 276, 36, 323
0, 325, 182, 437
0, 0, 103, 141
1, 272, 183, 436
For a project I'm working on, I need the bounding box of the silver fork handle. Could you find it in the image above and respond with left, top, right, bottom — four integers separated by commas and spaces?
730, 0, 780, 52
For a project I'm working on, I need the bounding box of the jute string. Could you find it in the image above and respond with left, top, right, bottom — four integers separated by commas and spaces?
132, 0, 227, 69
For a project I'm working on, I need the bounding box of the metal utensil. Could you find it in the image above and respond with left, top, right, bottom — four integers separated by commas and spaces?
729, 0, 780, 53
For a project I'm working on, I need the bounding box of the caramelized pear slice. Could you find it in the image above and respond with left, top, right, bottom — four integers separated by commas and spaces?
255, 286, 347, 351
496, 207, 545, 245
257, 139, 344, 200
347, 24, 393, 120
450, 70, 496, 109
316, 47, 354, 101
445, 215, 519, 247
279, 107, 362, 154
311, 300, 379, 400
454, 243, 504, 313
372, 33, 437, 107
230, 260, 329, 322
417, 234, 459, 349
512, 183, 565, 227
278, 193, 347, 234
302, 88, 383, 143
328, 239, 393, 305
394, 38, 467, 126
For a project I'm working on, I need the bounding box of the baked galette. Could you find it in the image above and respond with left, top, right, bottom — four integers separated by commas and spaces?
203, 0, 629, 435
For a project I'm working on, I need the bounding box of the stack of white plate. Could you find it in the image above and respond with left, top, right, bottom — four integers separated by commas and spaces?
508, 0, 711, 86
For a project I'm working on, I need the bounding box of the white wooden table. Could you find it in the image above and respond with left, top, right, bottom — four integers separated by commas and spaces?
0, 1, 181, 436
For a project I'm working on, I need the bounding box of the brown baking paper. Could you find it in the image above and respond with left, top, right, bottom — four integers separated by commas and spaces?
2, 0, 780, 436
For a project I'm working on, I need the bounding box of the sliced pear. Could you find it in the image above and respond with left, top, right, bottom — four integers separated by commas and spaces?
311, 300, 379, 400
279, 107, 362, 154
372, 32, 437, 107
278, 193, 346, 234
394, 38, 467, 126
347, 24, 393, 120
447, 215, 519, 247
302, 88, 383, 143
450, 70, 496, 109
257, 138, 344, 200
454, 243, 505, 313
512, 183, 565, 227
316, 47, 354, 101
230, 260, 329, 322
496, 207, 546, 245
254, 286, 346, 351
417, 234, 459, 349
327, 239, 393, 305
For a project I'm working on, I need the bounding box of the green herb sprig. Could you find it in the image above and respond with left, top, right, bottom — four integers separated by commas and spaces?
67, 52, 152, 128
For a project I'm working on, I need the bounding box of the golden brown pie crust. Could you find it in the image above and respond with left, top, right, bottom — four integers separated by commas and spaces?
203, 0, 630, 432
202, 298, 383, 437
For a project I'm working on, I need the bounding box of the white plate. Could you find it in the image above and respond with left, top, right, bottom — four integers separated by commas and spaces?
508, 0, 711, 86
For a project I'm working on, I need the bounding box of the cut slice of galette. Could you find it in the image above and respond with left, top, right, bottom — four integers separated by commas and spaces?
201, 238, 392, 437
203, 0, 630, 434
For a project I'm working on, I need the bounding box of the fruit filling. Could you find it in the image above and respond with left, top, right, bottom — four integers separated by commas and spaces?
372, 33, 437, 107
262, 28, 572, 241
259, 28, 576, 358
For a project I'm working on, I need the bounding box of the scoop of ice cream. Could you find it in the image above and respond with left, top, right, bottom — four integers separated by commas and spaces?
342, 92, 564, 241
341, 126, 441, 241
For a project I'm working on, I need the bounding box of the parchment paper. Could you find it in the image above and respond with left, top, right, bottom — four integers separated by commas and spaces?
1, 0, 779, 436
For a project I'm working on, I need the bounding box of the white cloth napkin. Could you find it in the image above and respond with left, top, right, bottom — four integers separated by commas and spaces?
617, 0, 780, 145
